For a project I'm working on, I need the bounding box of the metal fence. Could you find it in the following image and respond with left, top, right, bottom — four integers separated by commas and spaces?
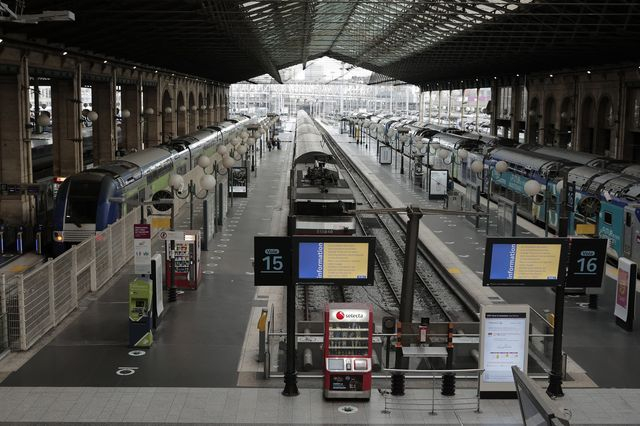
381, 368, 484, 415
1, 207, 141, 351
487, 195, 518, 237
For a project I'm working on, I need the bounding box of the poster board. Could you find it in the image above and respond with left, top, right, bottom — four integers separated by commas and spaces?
614, 257, 637, 331
229, 166, 248, 197
379, 146, 392, 164
428, 169, 448, 199
293, 236, 375, 286
479, 304, 530, 399
483, 238, 568, 287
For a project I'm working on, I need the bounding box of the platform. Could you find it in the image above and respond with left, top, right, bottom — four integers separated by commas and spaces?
1, 123, 640, 424
322, 121, 640, 389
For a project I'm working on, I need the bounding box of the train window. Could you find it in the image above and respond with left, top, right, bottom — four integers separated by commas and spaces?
626, 212, 632, 227
604, 211, 613, 225
65, 181, 100, 225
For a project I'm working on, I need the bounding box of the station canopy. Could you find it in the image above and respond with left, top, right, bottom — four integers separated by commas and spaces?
4, 1, 640, 86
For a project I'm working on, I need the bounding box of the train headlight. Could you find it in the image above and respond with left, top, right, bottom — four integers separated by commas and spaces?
53, 231, 64, 242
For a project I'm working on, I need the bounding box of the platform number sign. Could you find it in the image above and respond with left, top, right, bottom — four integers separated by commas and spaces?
566, 238, 607, 288
254, 236, 291, 286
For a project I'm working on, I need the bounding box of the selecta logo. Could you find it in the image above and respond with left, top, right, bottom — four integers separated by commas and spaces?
334, 310, 365, 320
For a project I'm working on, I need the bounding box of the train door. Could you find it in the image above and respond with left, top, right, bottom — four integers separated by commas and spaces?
623, 206, 640, 264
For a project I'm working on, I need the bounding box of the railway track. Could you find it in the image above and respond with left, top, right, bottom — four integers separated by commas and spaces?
316, 120, 477, 323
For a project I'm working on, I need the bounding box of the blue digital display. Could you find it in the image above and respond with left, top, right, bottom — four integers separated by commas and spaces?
299, 242, 323, 278
490, 244, 516, 280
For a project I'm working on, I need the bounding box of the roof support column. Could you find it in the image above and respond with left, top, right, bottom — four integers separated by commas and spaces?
490, 79, 498, 136
92, 77, 116, 165
418, 90, 424, 122
222, 88, 229, 121
51, 64, 82, 176
510, 79, 519, 140
121, 82, 142, 153
0, 56, 33, 224
143, 84, 160, 147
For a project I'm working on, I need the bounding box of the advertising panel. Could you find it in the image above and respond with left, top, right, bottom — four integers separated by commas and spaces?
479, 304, 530, 398
134, 223, 151, 275
379, 146, 392, 164
428, 169, 448, 199
614, 257, 637, 331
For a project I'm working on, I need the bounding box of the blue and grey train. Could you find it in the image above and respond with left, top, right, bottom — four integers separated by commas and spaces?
351, 112, 640, 265
53, 115, 274, 252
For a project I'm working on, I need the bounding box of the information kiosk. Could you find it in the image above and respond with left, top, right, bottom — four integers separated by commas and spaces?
165, 231, 202, 290
323, 303, 373, 400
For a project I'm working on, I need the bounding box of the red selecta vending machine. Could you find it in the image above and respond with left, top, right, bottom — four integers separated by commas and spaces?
165, 231, 202, 290
324, 303, 373, 400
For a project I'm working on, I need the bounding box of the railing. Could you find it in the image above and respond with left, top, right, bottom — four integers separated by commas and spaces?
1, 207, 141, 351
263, 308, 557, 379
381, 368, 484, 415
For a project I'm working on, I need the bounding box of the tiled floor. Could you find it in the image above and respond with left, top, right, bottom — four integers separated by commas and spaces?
3, 386, 640, 424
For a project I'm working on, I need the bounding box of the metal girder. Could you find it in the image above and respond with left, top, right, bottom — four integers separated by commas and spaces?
4, 0, 640, 85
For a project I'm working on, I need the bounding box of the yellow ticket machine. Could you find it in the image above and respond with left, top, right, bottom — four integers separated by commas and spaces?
129, 278, 153, 347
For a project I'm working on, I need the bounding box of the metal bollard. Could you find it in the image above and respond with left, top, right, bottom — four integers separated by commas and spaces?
16, 226, 23, 254
257, 308, 268, 362
442, 322, 456, 396
35, 225, 43, 255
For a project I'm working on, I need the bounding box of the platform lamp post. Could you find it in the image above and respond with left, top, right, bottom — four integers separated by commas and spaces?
389, 128, 398, 167
527, 172, 570, 399
168, 171, 217, 236
412, 138, 428, 187
397, 127, 410, 175
202, 151, 235, 226
486, 160, 509, 214
246, 125, 259, 172
259, 124, 266, 158
456, 148, 469, 179
142, 107, 154, 148
165, 173, 211, 302
425, 139, 441, 193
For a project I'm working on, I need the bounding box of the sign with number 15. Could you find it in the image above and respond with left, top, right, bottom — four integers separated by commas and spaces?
254, 236, 291, 286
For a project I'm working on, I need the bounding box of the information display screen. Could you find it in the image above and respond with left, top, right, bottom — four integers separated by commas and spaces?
294, 236, 375, 285
483, 238, 568, 287
482, 312, 527, 383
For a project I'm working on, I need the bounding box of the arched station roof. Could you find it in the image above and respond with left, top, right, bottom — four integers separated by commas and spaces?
3, 1, 640, 85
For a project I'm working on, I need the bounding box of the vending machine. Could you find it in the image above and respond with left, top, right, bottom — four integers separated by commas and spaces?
165, 231, 202, 290
323, 303, 373, 400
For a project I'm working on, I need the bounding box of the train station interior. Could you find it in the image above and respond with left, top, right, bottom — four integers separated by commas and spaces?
1, 1, 640, 424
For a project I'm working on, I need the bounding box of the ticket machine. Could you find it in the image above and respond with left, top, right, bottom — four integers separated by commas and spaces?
128, 278, 153, 348
323, 303, 373, 399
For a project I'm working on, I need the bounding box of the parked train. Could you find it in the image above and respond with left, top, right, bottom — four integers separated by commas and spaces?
348, 112, 640, 265
289, 111, 356, 235
53, 114, 275, 253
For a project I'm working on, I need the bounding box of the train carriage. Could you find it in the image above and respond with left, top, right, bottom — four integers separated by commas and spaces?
290, 111, 356, 235
53, 114, 276, 252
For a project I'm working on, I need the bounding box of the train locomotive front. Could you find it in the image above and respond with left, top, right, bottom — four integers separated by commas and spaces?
290, 111, 356, 235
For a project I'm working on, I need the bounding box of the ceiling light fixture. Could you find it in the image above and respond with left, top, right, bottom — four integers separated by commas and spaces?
62, 51, 68, 55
